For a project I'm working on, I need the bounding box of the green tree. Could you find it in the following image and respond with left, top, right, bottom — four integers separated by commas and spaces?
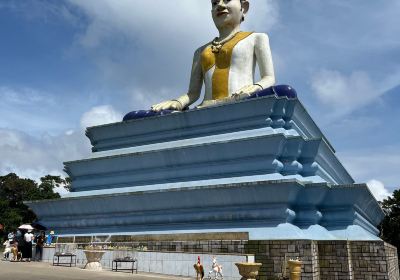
0, 173, 68, 235
379, 189, 400, 260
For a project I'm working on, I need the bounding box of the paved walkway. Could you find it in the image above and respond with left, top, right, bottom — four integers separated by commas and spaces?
0, 260, 192, 280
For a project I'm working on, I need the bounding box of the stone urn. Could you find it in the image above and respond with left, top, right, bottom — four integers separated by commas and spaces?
287, 259, 302, 280
83, 250, 106, 271
235, 262, 263, 280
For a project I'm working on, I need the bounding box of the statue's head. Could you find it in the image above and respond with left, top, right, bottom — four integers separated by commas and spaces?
211, 0, 250, 30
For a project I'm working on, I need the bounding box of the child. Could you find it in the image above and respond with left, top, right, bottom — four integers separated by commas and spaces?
2, 239, 11, 260
11, 240, 21, 261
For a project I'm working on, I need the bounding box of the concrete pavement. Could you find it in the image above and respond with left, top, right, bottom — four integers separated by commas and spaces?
0, 260, 193, 280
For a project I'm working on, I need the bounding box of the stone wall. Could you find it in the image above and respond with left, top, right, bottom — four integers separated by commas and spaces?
385, 243, 400, 280
318, 241, 353, 280
350, 241, 393, 280
241, 240, 398, 280
244, 240, 319, 280
51, 236, 399, 280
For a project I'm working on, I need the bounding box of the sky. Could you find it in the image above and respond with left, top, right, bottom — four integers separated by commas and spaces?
0, 0, 399, 200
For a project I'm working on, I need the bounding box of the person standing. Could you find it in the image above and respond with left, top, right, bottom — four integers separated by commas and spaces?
46, 230, 54, 245
35, 231, 45, 261
7, 231, 15, 241
23, 230, 34, 262
10, 240, 20, 261
16, 230, 24, 259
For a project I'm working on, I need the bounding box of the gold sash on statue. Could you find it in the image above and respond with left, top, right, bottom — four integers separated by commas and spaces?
201, 31, 253, 100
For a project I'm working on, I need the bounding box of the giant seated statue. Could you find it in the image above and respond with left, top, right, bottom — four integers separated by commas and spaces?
123, 0, 297, 121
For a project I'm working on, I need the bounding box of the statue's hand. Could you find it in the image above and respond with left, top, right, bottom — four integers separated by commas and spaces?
232, 84, 263, 101
151, 100, 183, 112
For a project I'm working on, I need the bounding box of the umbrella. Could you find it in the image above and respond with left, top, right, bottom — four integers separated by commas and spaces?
18, 224, 34, 230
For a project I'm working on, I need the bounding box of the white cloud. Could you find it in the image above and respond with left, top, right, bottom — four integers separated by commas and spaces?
80, 105, 123, 128
0, 104, 123, 196
367, 179, 392, 201
338, 145, 400, 194
311, 70, 380, 115
0, 86, 55, 106
0, 87, 123, 192
0, 128, 91, 184
245, 0, 279, 32
68, 0, 278, 49
0, 86, 80, 136
311, 69, 400, 120
54, 185, 70, 196
68, 0, 212, 52
0, 129, 25, 150
65, 130, 74, 136
0, 104, 124, 185
0, 104, 123, 195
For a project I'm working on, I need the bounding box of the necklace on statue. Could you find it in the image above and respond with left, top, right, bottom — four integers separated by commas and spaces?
211, 31, 240, 53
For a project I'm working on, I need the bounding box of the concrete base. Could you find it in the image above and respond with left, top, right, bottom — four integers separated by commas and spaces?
83, 250, 106, 271
84, 261, 103, 271
40, 237, 399, 280
0, 261, 191, 280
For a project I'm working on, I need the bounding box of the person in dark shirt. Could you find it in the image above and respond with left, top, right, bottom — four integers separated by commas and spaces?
15, 230, 24, 259
35, 231, 45, 261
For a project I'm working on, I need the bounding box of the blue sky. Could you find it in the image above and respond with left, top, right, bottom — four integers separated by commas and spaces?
0, 0, 399, 199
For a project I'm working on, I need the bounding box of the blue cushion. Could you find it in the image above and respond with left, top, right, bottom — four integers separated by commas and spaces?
122, 85, 297, 121
249, 84, 297, 99
123, 109, 174, 121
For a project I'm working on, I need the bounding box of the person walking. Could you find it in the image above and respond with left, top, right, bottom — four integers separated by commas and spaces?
23, 230, 34, 262
34, 231, 45, 261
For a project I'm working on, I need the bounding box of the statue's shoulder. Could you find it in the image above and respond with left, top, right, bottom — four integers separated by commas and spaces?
194, 41, 212, 57
252, 32, 270, 42
245, 32, 271, 50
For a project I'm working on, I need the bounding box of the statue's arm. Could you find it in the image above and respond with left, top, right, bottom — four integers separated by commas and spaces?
254, 33, 276, 89
152, 48, 203, 111
232, 33, 275, 98
175, 48, 204, 109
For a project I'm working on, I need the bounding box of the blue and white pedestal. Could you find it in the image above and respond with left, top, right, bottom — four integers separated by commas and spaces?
26, 95, 398, 280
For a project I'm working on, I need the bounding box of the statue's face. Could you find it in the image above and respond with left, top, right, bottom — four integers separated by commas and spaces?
211, 0, 243, 30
